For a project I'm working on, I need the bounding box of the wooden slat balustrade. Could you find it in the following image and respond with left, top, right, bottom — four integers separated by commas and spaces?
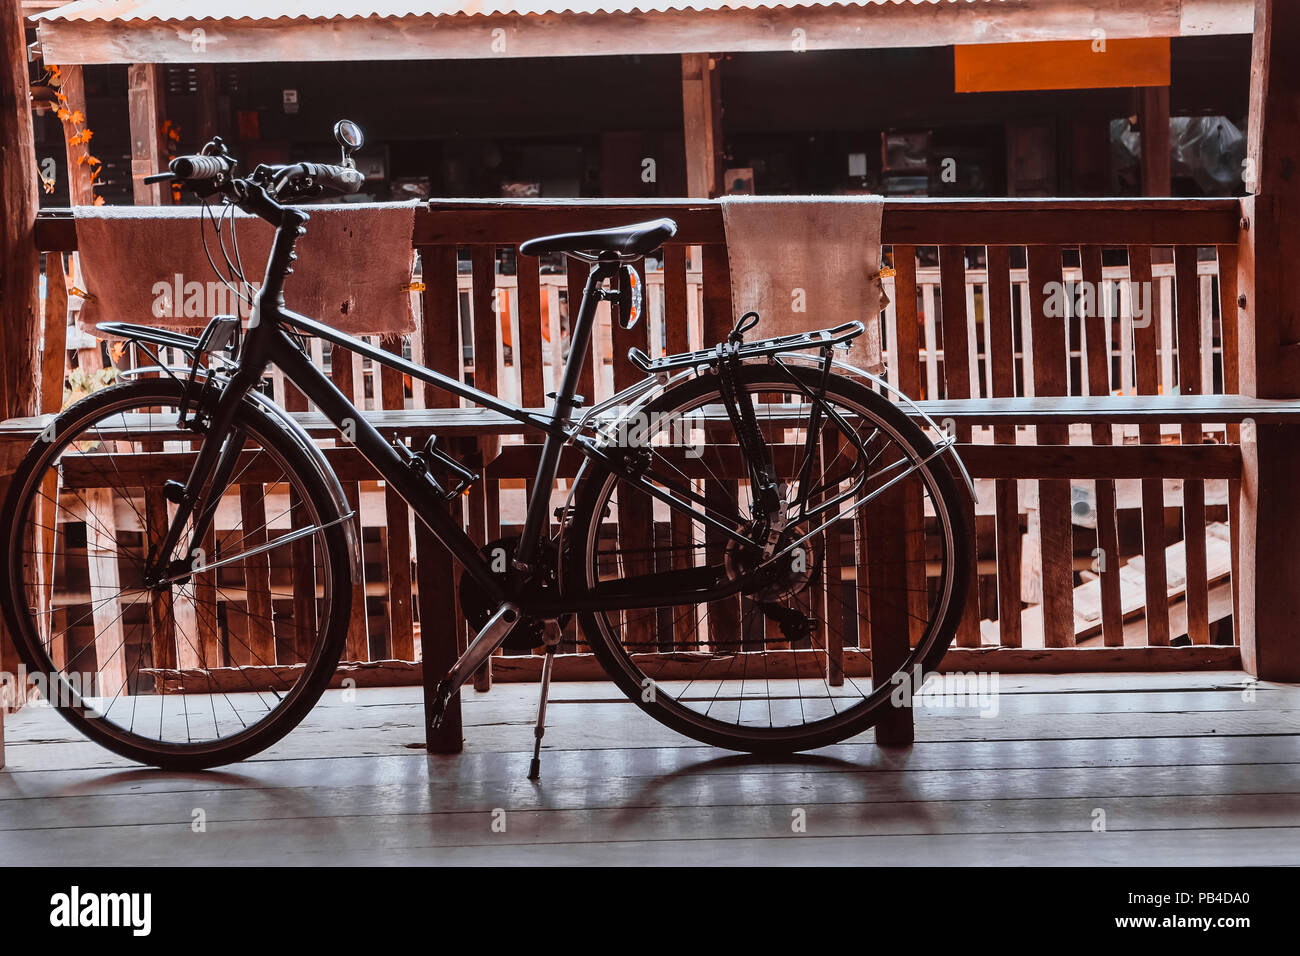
13, 194, 1293, 750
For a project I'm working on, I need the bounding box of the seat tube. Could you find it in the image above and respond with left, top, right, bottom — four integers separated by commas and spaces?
516, 259, 612, 566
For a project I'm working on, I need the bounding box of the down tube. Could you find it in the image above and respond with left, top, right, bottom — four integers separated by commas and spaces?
274, 339, 506, 603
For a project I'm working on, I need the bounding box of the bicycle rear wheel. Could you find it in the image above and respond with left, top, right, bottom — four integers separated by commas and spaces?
565, 363, 972, 753
0, 377, 353, 769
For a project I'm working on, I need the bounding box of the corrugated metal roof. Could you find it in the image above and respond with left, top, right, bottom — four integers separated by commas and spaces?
36, 0, 1005, 22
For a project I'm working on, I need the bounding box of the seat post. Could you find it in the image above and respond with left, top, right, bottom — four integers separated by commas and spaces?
515, 257, 616, 567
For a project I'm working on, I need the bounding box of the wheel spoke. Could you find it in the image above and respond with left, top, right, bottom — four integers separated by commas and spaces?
574, 367, 969, 746
4, 381, 346, 768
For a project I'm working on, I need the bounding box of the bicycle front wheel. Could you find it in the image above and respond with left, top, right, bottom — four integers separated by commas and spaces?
0, 377, 353, 769
565, 363, 972, 753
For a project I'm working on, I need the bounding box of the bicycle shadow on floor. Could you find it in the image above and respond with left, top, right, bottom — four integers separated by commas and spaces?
39, 766, 265, 799
584, 748, 941, 842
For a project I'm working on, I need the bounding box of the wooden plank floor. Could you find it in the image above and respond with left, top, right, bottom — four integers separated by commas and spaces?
2, 671, 1298, 865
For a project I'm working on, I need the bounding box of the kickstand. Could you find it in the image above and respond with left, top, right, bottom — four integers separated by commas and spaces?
527, 623, 562, 780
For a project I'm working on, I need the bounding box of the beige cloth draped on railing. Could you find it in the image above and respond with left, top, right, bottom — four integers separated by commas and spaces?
720, 195, 885, 371
72, 201, 419, 335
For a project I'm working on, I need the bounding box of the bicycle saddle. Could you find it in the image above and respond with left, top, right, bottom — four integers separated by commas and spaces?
519, 217, 677, 258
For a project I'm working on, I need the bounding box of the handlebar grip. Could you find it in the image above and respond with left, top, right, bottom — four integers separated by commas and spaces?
170, 154, 230, 180
297, 162, 365, 195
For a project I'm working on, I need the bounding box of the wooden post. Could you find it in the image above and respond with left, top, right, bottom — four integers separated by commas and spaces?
0, 0, 40, 436
1, 0, 42, 732
681, 53, 722, 199
1235, 0, 1300, 681
379, 335, 415, 661
54, 65, 95, 206
127, 62, 169, 205
1138, 85, 1171, 197
418, 245, 466, 752
194, 64, 218, 144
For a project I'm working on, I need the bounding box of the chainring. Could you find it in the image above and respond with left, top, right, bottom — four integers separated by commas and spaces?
458, 536, 565, 652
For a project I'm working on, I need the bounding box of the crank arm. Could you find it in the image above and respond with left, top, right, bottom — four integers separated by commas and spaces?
430, 603, 523, 729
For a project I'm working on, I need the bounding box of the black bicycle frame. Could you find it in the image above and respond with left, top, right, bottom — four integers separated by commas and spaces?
151, 199, 757, 618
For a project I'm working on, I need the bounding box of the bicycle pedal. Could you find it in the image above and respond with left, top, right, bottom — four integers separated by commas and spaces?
416, 435, 478, 499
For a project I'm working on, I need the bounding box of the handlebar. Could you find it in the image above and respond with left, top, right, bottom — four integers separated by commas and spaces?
137, 132, 370, 313
172, 153, 234, 181
147, 150, 363, 203
272, 162, 365, 198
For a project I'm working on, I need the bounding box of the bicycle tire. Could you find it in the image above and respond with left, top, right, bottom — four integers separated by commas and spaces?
0, 377, 353, 770
565, 363, 973, 754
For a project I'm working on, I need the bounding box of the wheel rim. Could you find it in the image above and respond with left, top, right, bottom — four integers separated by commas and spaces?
6, 383, 341, 757
578, 373, 963, 744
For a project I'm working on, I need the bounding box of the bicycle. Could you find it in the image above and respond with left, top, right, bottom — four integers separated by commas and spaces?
1, 121, 975, 773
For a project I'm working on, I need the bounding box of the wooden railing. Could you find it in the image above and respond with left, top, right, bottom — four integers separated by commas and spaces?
23, 197, 1251, 694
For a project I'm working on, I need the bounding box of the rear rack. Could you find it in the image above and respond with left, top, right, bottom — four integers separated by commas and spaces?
628, 320, 865, 374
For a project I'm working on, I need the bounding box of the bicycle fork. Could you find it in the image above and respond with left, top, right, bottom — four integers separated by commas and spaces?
146, 367, 265, 585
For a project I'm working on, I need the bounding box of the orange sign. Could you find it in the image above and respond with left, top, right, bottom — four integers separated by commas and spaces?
954, 38, 1171, 93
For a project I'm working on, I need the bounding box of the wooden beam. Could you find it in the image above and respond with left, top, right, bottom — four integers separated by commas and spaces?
1236, 0, 1300, 682
1, 0, 42, 718
956, 443, 1241, 481
40, 438, 1243, 487
414, 198, 1241, 248
127, 62, 168, 205
1027, 244, 1075, 650
6, 394, 1295, 451
35, 1, 1246, 66
32, 198, 1243, 252
141, 642, 1245, 691
934, 644, 1242, 674
680, 52, 722, 199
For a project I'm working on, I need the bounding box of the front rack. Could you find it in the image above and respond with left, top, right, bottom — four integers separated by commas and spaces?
98, 316, 241, 428
627, 320, 865, 375
96, 321, 209, 355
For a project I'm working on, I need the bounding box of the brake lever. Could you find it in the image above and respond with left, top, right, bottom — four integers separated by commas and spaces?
270, 164, 319, 201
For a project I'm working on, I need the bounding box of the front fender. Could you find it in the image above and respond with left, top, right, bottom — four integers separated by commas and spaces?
122, 365, 364, 581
